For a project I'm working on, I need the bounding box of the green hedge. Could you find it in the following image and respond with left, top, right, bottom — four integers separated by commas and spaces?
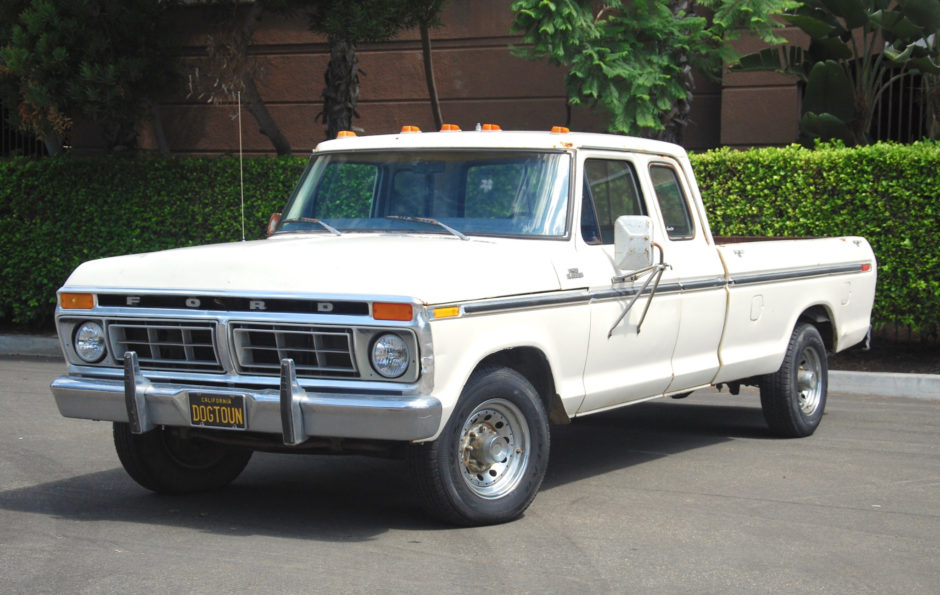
0, 155, 306, 328
1, 142, 938, 333
690, 141, 940, 334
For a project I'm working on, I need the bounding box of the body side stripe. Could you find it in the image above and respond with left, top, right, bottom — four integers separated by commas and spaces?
453, 263, 870, 316
728, 263, 867, 286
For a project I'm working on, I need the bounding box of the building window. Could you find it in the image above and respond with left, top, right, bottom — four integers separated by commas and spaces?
871, 70, 929, 144
1, 104, 45, 157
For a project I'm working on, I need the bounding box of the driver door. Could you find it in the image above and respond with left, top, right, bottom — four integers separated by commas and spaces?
575, 153, 682, 413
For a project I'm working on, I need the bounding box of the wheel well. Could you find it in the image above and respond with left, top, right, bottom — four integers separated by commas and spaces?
798, 306, 834, 352
475, 348, 569, 424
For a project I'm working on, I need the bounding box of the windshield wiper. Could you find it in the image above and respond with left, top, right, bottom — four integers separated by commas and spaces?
385, 216, 468, 241
279, 217, 342, 236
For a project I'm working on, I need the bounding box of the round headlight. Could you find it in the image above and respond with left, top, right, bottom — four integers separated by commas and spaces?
74, 321, 107, 363
370, 333, 409, 378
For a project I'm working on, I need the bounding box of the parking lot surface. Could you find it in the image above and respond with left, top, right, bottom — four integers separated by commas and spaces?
2, 357, 938, 593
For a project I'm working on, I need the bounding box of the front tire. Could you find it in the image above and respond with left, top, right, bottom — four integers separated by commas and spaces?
760, 323, 829, 437
113, 423, 252, 494
410, 367, 550, 526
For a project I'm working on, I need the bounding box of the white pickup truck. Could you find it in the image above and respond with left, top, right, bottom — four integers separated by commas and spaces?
51, 127, 876, 525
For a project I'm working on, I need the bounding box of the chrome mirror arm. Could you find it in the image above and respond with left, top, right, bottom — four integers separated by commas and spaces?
608, 243, 668, 338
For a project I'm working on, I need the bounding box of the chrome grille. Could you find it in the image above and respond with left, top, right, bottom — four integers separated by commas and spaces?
232, 323, 357, 377
108, 320, 221, 372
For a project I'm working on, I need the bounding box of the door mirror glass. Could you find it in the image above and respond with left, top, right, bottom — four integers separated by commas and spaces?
614, 215, 654, 271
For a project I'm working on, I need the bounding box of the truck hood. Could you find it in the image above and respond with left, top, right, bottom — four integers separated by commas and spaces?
63, 234, 565, 305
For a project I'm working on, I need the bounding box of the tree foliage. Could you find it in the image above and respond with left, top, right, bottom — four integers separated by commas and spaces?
0, 0, 179, 154
693, 141, 940, 334
301, 0, 448, 139
736, 0, 940, 145
2, 145, 938, 334
406, 0, 448, 130
510, 0, 798, 142
187, 1, 293, 155
304, 0, 417, 139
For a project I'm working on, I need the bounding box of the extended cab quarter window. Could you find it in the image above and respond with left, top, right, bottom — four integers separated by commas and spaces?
581, 158, 645, 245
649, 164, 694, 240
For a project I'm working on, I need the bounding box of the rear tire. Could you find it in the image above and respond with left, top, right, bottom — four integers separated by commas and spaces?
113, 423, 252, 494
760, 323, 828, 437
409, 366, 550, 526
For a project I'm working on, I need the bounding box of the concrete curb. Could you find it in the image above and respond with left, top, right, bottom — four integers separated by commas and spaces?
829, 371, 940, 400
0, 334, 61, 358
2, 334, 938, 400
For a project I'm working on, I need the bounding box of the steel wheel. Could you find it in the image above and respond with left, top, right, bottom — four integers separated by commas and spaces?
797, 345, 824, 416
409, 366, 550, 526
458, 398, 531, 500
760, 323, 829, 438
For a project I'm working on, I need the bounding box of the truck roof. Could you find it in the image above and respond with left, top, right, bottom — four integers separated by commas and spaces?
314, 128, 687, 159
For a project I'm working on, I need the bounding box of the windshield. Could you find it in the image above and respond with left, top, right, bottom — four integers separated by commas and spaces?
276, 150, 571, 238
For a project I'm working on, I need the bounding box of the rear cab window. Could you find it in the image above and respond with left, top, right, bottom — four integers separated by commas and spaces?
649, 164, 694, 240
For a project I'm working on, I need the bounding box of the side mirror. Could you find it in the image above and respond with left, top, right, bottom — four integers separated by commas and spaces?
266, 213, 281, 237
613, 215, 654, 271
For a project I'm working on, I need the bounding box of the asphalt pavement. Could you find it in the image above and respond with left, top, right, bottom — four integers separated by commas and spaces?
3, 357, 938, 593
4, 333, 938, 400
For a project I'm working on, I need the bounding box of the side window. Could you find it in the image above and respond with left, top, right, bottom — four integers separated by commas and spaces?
649, 164, 694, 240
581, 158, 645, 245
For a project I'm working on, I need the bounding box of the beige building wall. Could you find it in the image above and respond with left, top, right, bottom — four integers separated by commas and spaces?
73, 0, 802, 155
721, 28, 807, 148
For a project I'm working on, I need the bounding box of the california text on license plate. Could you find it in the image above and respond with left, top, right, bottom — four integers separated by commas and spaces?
188, 393, 247, 430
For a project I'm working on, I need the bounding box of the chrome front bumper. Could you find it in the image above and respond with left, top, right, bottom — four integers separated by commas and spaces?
50, 352, 442, 445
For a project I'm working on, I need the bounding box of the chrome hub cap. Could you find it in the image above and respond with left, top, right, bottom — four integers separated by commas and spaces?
459, 399, 530, 499
796, 347, 823, 416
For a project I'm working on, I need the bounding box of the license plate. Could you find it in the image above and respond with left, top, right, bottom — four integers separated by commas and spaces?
188, 393, 247, 430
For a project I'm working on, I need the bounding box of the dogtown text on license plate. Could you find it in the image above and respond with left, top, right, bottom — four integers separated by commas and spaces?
188, 393, 247, 430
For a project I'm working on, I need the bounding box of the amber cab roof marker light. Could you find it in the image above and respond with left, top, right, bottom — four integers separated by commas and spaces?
400, 125, 422, 133
440, 123, 461, 132
550, 126, 570, 133
481, 123, 502, 131
336, 130, 357, 138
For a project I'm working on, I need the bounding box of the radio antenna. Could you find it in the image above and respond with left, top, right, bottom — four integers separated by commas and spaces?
238, 91, 246, 242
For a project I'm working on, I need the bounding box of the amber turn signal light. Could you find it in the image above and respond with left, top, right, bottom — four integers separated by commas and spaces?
373, 302, 414, 321
432, 306, 460, 319
60, 293, 94, 309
